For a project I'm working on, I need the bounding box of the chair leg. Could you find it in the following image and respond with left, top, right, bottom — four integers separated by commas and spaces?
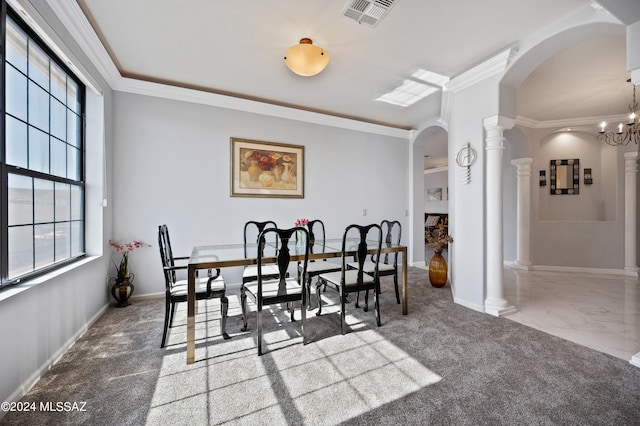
290, 302, 296, 322
169, 301, 177, 327
315, 280, 323, 316
375, 283, 381, 326
257, 306, 263, 356
161, 297, 171, 348
301, 298, 306, 345
355, 291, 360, 308
220, 296, 230, 340
363, 290, 369, 312
240, 289, 248, 332
306, 275, 312, 309
393, 271, 400, 304
340, 292, 347, 335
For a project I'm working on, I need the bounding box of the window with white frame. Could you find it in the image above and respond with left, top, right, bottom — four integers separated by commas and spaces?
1, 8, 85, 288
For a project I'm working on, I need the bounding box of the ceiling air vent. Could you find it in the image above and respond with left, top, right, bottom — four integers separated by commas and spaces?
342, 0, 399, 27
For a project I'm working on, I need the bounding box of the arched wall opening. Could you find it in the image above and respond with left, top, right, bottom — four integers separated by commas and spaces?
410, 124, 448, 268
498, 20, 630, 272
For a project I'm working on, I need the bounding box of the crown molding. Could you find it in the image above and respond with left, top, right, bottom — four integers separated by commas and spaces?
43, 0, 412, 140
515, 113, 630, 129
445, 48, 518, 94
117, 77, 412, 139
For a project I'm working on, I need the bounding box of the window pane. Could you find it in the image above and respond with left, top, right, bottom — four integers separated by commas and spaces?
6, 18, 28, 73
6, 115, 28, 168
28, 42, 49, 90
8, 225, 34, 279
34, 178, 54, 224
50, 62, 66, 102
71, 185, 83, 221
55, 182, 70, 221
68, 147, 80, 180
6, 65, 27, 121
50, 137, 67, 178
34, 223, 55, 269
28, 81, 49, 132
50, 97, 66, 140
67, 111, 81, 147
71, 221, 83, 257
28, 126, 49, 173
8, 174, 33, 226
55, 222, 70, 262
67, 79, 81, 114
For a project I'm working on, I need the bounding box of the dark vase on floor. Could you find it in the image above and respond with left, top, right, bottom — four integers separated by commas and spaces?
111, 273, 135, 307
429, 251, 448, 288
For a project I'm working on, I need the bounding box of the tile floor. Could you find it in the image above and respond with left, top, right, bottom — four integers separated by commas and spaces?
502, 267, 640, 364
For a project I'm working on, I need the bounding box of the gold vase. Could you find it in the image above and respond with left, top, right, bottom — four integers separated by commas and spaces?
428, 252, 448, 288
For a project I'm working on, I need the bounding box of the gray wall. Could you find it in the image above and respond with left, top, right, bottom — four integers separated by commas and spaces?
111, 92, 410, 294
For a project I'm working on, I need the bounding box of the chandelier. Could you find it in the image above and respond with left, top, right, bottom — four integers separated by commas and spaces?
597, 80, 639, 146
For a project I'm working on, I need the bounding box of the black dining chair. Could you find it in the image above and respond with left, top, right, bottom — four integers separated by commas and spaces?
347, 219, 401, 305
240, 226, 309, 355
158, 224, 228, 348
242, 220, 280, 285
316, 223, 383, 335
296, 219, 341, 308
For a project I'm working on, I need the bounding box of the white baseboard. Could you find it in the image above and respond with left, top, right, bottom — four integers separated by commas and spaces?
412, 261, 427, 270
630, 353, 640, 368
452, 296, 485, 313
2, 303, 109, 416
531, 264, 625, 275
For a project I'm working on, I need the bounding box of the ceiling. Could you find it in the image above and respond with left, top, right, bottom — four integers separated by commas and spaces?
74, 0, 635, 134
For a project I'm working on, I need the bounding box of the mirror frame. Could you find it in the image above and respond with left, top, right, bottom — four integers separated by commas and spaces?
550, 159, 579, 195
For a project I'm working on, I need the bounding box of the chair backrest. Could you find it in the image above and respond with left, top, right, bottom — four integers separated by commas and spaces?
341, 223, 382, 284
296, 219, 328, 257
244, 220, 277, 257
257, 227, 309, 297
379, 220, 401, 265
158, 224, 176, 288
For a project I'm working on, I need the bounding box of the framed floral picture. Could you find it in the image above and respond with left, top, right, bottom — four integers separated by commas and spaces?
230, 137, 304, 198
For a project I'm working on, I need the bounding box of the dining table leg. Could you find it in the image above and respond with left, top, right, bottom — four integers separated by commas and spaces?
401, 247, 408, 315
187, 264, 196, 364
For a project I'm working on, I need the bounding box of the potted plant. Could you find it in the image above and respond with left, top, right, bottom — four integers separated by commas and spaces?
109, 240, 149, 307
425, 224, 453, 287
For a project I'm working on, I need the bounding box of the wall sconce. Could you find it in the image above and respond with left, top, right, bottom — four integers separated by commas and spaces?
539, 170, 546, 186
284, 38, 330, 77
584, 168, 593, 185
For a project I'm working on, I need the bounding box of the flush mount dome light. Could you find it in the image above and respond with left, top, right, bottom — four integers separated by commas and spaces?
284, 38, 329, 77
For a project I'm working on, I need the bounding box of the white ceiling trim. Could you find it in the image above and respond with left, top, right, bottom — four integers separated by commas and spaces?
445, 48, 518, 94
44, 0, 119, 89
116, 77, 411, 139
515, 113, 629, 129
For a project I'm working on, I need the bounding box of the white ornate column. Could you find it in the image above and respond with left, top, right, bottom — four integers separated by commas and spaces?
511, 158, 533, 270
624, 151, 639, 277
484, 115, 516, 316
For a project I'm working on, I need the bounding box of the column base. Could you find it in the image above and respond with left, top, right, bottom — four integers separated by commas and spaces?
624, 266, 640, 277
485, 298, 517, 317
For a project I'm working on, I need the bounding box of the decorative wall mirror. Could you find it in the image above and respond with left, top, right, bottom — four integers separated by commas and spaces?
550, 159, 579, 195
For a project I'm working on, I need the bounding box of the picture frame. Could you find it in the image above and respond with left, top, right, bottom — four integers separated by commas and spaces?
427, 187, 442, 201
231, 137, 304, 198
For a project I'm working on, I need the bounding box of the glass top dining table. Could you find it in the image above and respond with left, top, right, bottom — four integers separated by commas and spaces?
185, 239, 408, 364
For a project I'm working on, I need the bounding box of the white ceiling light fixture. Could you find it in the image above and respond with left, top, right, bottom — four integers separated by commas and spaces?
342, 0, 400, 27
284, 38, 330, 77
597, 79, 639, 146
